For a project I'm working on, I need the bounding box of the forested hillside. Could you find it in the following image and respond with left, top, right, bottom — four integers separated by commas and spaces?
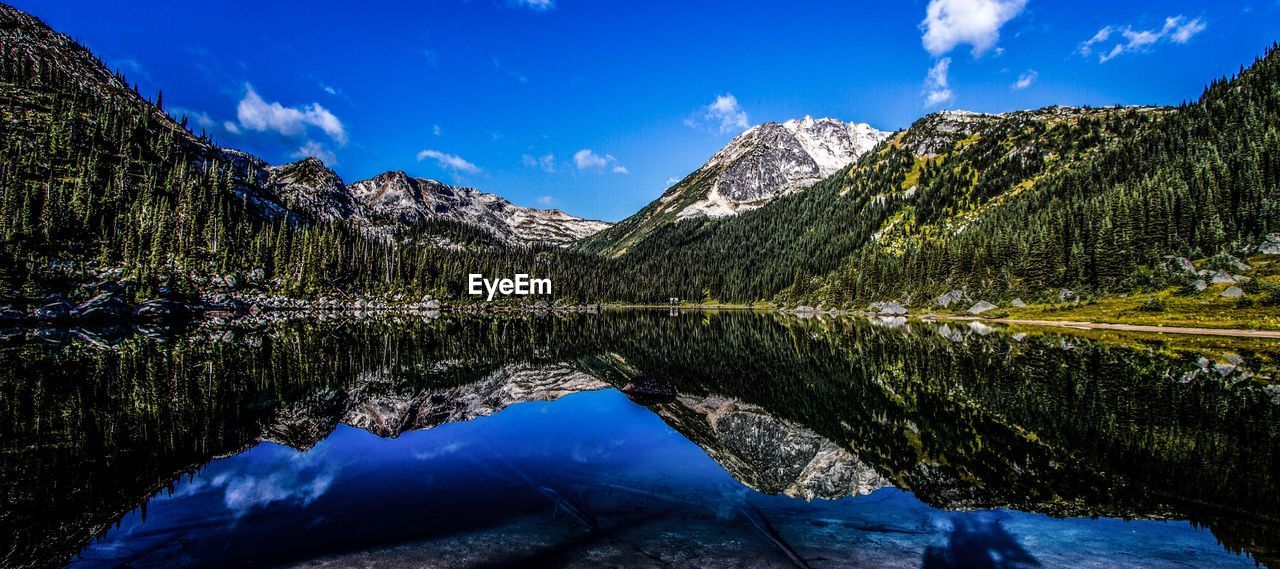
0, 4, 616, 303
2, 0, 1278, 308
588, 46, 1280, 306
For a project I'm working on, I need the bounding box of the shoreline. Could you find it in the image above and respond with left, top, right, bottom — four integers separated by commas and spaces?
611, 304, 1280, 339
932, 315, 1280, 339
7, 298, 1280, 340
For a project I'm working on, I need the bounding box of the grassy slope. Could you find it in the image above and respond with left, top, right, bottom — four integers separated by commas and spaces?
990, 254, 1280, 330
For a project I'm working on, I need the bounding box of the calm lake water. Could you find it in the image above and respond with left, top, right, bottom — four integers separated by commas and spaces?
2, 311, 1279, 568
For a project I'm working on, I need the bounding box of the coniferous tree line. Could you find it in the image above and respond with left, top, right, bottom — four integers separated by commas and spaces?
0, 37, 629, 303
3, 14, 1279, 306
586, 45, 1280, 305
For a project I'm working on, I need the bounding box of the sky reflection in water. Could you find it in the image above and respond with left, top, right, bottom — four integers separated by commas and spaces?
74, 389, 1253, 568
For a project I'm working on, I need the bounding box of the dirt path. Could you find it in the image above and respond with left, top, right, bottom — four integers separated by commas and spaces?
939, 315, 1280, 339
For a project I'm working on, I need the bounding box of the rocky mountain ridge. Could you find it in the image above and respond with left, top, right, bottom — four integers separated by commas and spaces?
258, 362, 879, 501
0, 4, 608, 248
577, 116, 888, 256
678, 116, 888, 219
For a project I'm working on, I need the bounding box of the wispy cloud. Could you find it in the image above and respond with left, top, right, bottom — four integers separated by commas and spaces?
573, 149, 628, 174
1079, 15, 1207, 63
920, 0, 1027, 57
509, 0, 554, 11
170, 107, 216, 129
417, 149, 481, 174
233, 84, 346, 144
685, 93, 749, 135
924, 58, 954, 107
293, 141, 337, 165
1012, 69, 1038, 90
492, 57, 529, 83
112, 57, 155, 86
522, 153, 556, 173
536, 195, 555, 206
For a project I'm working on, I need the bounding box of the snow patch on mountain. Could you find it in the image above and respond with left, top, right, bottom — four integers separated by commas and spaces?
678, 116, 888, 219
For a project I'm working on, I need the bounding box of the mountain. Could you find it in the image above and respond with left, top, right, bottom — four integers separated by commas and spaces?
4, 0, 1279, 307
224, 155, 611, 246
578, 117, 886, 256
346, 170, 610, 245
0, 2, 621, 304
651, 393, 888, 501
264, 157, 357, 223
573, 47, 1280, 306
0, 3, 209, 153
258, 360, 883, 502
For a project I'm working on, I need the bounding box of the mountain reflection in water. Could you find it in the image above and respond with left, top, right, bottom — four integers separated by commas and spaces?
1, 311, 1278, 568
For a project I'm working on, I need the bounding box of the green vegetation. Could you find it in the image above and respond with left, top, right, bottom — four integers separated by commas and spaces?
0, 14, 622, 304
580, 45, 1280, 314
3, 3, 1280, 325
998, 254, 1280, 330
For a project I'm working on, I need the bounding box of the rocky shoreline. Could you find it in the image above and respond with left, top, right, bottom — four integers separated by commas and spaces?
0, 290, 602, 332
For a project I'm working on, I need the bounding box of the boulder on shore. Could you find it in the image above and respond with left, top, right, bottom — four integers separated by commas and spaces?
935, 290, 967, 308
867, 301, 907, 315
74, 293, 132, 322
1193, 279, 1209, 292
1210, 271, 1237, 285
132, 299, 192, 322
1214, 254, 1252, 272
1221, 286, 1245, 299
1161, 256, 1196, 273
968, 301, 998, 315
1009, 298, 1027, 308
1260, 234, 1280, 255
34, 301, 74, 323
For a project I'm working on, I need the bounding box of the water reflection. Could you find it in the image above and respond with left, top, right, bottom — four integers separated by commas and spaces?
1, 311, 1277, 567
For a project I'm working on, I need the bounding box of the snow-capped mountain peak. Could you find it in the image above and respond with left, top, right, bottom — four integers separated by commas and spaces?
677, 116, 889, 219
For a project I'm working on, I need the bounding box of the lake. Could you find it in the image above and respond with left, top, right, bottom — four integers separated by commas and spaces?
2, 310, 1278, 568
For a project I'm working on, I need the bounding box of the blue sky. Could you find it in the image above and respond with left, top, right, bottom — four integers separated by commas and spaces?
10, 0, 1279, 221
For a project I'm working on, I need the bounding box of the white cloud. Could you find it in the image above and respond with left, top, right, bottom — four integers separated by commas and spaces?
223, 121, 241, 134
171, 107, 216, 129
921, 0, 1027, 57
522, 153, 556, 173
924, 57, 955, 107
412, 442, 465, 461
574, 149, 608, 170
433, 124, 443, 136
417, 149, 481, 174
536, 196, 554, 206
1013, 69, 1038, 90
292, 141, 337, 165
685, 93, 749, 134
321, 84, 339, 96
234, 84, 347, 144
510, 0, 554, 10
1080, 15, 1207, 63
573, 149, 627, 174
1168, 17, 1207, 44
1078, 27, 1113, 57
492, 57, 529, 83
